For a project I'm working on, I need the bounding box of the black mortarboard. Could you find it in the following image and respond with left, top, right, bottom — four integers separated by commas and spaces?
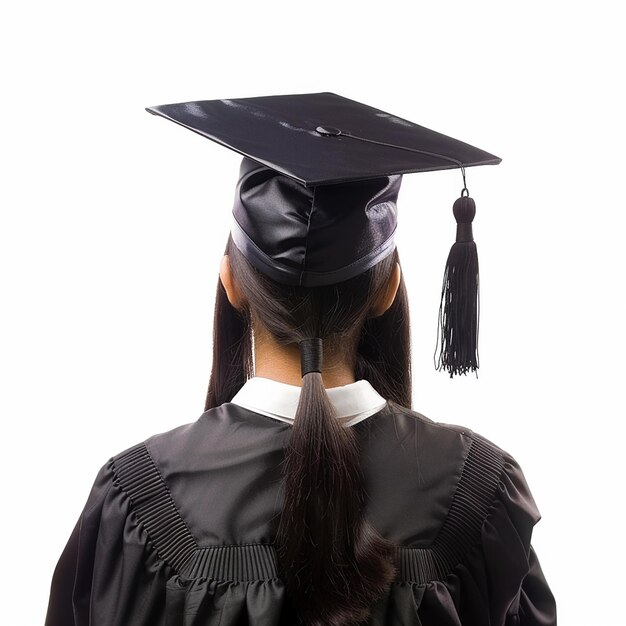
146, 92, 501, 376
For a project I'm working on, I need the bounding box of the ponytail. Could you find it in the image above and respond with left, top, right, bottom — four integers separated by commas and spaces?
276, 366, 397, 625
206, 234, 412, 625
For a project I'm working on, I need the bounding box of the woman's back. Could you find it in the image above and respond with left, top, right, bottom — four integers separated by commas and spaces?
46, 93, 556, 625
45, 378, 556, 625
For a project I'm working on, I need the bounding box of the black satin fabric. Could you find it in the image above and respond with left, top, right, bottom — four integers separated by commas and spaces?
231, 156, 401, 286
146, 92, 501, 288
45, 401, 556, 625
146, 93, 501, 188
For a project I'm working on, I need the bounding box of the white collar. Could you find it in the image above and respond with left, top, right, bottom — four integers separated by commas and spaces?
230, 376, 388, 427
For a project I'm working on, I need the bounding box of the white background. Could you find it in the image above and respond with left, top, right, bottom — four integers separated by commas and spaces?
1, 1, 624, 624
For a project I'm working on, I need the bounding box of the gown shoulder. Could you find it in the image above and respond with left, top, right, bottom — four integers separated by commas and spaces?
45, 401, 556, 625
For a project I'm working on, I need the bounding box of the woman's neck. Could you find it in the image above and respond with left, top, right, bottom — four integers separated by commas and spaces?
253, 327, 356, 388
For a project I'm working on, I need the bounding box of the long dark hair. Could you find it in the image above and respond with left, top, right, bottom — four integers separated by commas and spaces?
205, 234, 412, 625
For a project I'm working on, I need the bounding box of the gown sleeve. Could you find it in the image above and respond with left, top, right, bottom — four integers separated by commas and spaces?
44, 456, 171, 626
484, 443, 557, 626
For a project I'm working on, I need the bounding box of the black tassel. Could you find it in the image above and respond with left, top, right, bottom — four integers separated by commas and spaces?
435, 193, 480, 377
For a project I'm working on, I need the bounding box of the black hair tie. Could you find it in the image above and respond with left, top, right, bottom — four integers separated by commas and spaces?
300, 337, 323, 377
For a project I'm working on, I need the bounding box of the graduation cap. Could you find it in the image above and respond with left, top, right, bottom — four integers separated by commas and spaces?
146, 92, 501, 377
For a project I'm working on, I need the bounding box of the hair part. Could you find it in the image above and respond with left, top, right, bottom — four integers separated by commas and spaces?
205, 234, 412, 625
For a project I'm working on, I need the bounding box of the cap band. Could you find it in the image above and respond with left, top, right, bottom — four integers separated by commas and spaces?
300, 338, 323, 376
229, 214, 398, 287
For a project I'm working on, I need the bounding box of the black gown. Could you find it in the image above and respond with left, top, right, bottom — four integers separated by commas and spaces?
45, 400, 557, 625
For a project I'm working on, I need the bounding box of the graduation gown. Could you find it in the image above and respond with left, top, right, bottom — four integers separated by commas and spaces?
45, 379, 556, 625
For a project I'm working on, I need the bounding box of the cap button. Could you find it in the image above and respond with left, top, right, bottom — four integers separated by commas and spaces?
315, 126, 342, 136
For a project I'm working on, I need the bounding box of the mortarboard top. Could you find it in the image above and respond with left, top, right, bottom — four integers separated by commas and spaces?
146, 92, 501, 187
146, 92, 501, 376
